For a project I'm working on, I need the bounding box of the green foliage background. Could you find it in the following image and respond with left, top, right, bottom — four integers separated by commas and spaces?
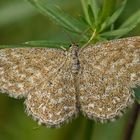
0, 0, 140, 140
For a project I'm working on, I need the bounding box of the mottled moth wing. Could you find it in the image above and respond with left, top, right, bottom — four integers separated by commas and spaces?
0, 48, 63, 98
78, 37, 140, 122
25, 50, 78, 127
0, 48, 77, 127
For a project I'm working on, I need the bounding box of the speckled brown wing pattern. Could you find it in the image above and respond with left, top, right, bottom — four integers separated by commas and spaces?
0, 37, 140, 127
0, 48, 65, 98
25, 54, 78, 127
78, 37, 140, 122
0, 48, 78, 127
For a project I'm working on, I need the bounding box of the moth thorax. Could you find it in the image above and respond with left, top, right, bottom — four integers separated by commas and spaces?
70, 44, 80, 74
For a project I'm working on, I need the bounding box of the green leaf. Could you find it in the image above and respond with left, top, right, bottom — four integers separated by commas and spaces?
0, 41, 69, 49
100, 27, 135, 38
24, 40, 70, 48
114, 10, 140, 38
0, 44, 28, 49
120, 9, 140, 28
100, 0, 127, 32
28, 0, 87, 34
89, 0, 100, 25
87, 5, 95, 28
81, 0, 100, 28
101, 9, 140, 38
80, 0, 91, 25
100, 0, 117, 23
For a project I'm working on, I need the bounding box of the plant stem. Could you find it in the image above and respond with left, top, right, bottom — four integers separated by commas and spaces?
81, 29, 96, 50
123, 102, 140, 140
83, 119, 94, 140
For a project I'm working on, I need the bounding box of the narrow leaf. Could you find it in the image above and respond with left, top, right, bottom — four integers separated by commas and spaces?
100, 27, 135, 38
0, 44, 34, 49
80, 0, 91, 25
0, 41, 69, 49
100, 0, 117, 23
89, 0, 100, 25
24, 41, 70, 48
100, 0, 127, 32
120, 10, 140, 28
87, 5, 95, 27
28, 0, 87, 34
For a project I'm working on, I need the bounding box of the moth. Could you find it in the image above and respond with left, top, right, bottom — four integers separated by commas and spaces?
0, 36, 140, 127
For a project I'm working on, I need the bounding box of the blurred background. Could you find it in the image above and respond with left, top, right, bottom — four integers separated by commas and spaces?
0, 0, 140, 140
